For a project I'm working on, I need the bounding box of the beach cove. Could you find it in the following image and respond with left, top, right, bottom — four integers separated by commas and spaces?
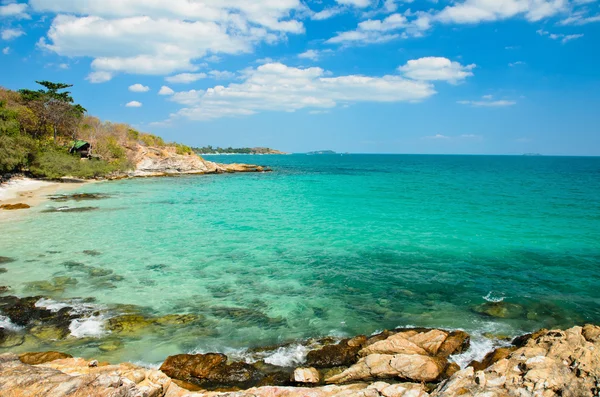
1, 154, 600, 395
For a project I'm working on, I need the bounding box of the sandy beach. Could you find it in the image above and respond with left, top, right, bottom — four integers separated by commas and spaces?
0, 177, 87, 213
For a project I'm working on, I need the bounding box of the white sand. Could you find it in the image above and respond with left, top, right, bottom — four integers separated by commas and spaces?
0, 178, 55, 201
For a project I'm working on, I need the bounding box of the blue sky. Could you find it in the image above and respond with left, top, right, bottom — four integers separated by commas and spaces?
1, 0, 599, 155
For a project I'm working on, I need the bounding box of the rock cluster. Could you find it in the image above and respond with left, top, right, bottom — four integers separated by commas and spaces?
130, 145, 270, 177
1, 325, 599, 396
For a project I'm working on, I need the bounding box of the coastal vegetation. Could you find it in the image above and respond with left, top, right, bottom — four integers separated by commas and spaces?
0, 82, 194, 179
193, 145, 285, 154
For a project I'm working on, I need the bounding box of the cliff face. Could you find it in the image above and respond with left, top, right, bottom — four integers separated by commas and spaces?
127, 145, 269, 177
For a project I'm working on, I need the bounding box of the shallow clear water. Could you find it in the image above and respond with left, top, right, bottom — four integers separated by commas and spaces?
1, 154, 600, 364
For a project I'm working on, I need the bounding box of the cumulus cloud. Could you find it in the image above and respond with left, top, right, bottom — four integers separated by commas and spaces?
1, 28, 25, 40
129, 83, 150, 92
157, 60, 475, 122
398, 57, 476, 84
2, 46, 9, 55
86, 71, 113, 84
312, 7, 343, 20
158, 86, 175, 95
327, 0, 571, 45
166, 73, 208, 84
336, 0, 372, 7
208, 70, 236, 80
298, 49, 320, 60
126, 101, 143, 108
0, 3, 30, 19
32, 1, 305, 77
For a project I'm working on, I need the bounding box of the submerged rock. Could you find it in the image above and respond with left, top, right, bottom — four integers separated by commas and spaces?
82, 250, 102, 256
0, 286, 10, 294
49, 193, 111, 202
0, 268, 6, 274
0, 203, 31, 210
19, 352, 72, 365
0, 329, 25, 348
472, 301, 525, 319
107, 314, 154, 335
0, 256, 15, 264
42, 206, 99, 213
24, 277, 78, 294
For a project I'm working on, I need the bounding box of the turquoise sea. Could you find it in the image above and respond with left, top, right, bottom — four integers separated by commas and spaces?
1, 154, 600, 365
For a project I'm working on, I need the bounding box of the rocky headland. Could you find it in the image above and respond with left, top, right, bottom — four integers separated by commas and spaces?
1, 317, 599, 396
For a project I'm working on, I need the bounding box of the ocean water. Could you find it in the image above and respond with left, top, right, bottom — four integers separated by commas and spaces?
1, 154, 600, 365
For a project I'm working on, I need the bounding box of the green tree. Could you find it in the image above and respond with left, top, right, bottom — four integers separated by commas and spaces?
19, 81, 86, 142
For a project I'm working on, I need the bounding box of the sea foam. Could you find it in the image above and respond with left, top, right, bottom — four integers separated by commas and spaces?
35, 298, 108, 338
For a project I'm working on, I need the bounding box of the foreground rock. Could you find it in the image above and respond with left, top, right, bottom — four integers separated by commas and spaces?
432, 324, 600, 397
1, 325, 599, 396
0, 203, 31, 210
326, 329, 468, 384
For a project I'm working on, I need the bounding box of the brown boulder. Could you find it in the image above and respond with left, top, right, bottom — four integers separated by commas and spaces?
19, 352, 73, 365
159, 353, 263, 390
306, 336, 367, 368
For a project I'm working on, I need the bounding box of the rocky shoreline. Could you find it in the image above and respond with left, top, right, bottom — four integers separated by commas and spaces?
1, 316, 599, 396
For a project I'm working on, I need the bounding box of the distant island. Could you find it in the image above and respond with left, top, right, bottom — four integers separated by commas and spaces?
523, 153, 543, 156
306, 150, 336, 155
193, 146, 287, 155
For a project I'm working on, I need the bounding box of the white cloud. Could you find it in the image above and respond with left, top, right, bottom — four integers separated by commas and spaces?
424, 134, 451, 139
129, 83, 150, 92
336, 0, 372, 7
509, 61, 525, 66
126, 101, 143, 108
1, 28, 25, 41
398, 57, 476, 84
31, 1, 306, 78
327, 0, 572, 45
537, 29, 584, 43
161, 61, 438, 121
458, 99, 517, 107
86, 71, 113, 83
166, 73, 208, 84
205, 55, 221, 63
0, 3, 29, 19
326, 12, 432, 44
59, 63, 69, 69
256, 57, 274, 64
435, 0, 568, 24
482, 94, 494, 100
2, 46, 9, 55
298, 49, 320, 60
208, 70, 236, 80
312, 7, 343, 20
424, 133, 482, 140
158, 86, 175, 95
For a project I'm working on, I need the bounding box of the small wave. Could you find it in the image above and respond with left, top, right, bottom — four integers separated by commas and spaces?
0, 315, 22, 332
483, 292, 505, 303
263, 344, 312, 367
36, 298, 108, 338
69, 316, 107, 338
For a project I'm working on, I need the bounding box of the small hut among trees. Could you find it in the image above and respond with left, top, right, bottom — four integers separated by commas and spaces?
69, 140, 92, 158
